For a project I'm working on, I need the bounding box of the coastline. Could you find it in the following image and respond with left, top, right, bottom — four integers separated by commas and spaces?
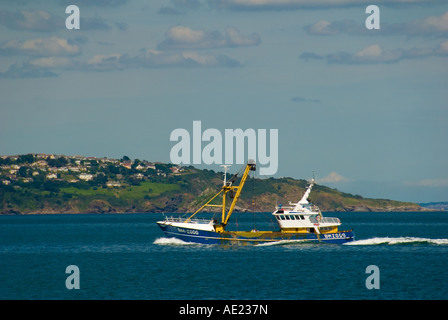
0, 153, 435, 215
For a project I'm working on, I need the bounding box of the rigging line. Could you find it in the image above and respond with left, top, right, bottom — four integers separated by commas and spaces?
260, 211, 277, 231
230, 165, 245, 184
252, 171, 255, 230
180, 187, 222, 219
232, 209, 244, 232
180, 162, 246, 220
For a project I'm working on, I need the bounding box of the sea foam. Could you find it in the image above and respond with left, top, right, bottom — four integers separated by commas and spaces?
153, 237, 198, 245
256, 239, 310, 246
344, 237, 448, 246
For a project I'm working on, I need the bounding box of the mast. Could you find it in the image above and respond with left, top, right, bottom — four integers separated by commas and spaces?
222, 160, 256, 226
220, 165, 231, 186
220, 165, 230, 223
294, 178, 315, 210
185, 160, 256, 232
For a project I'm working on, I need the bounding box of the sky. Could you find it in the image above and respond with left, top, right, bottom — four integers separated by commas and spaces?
1, 0, 447, 203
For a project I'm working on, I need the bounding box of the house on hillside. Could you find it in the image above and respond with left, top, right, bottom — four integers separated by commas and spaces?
106, 181, 121, 188
79, 173, 93, 181
121, 161, 132, 169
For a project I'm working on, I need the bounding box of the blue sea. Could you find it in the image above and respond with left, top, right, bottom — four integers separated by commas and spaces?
0, 212, 447, 300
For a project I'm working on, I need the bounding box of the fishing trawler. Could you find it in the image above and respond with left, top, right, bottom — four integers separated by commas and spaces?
157, 160, 354, 245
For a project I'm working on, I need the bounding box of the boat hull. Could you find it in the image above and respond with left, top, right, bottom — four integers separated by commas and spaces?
157, 222, 354, 245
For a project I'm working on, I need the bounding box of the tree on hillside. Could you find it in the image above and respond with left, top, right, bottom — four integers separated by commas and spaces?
17, 154, 35, 164
47, 157, 68, 168
18, 166, 29, 177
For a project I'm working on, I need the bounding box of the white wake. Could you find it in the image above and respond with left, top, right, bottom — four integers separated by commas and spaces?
256, 239, 311, 246
344, 237, 448, 246
153, 237, 198, 245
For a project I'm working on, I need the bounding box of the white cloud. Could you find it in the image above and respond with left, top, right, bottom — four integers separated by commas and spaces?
0, 47, 242, 78
417, 11, 448, 33
0, 10, 62, 31
301, 41, 448, 65
27, 57, 76, 69
307, 20, 337, 35
158, 26, 260, 50
0, 37, 80, 56
59, 0, 128, 6
225, 27, 261, 46
211, 0, 441, 10
0, 10, 111, 32
351, 44, 403, 63
86, 53, 124, 71
133, 49, 241, 68
438, 40, 448, 54
318, 172, 349, 184
167, 26, 206, 44
305, 11, 448, 37
354, 44, 382, 58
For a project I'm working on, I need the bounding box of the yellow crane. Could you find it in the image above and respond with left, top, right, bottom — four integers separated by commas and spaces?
184, 160, 256, 232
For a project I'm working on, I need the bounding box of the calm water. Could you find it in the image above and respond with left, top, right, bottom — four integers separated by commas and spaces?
0, 212, 447, 300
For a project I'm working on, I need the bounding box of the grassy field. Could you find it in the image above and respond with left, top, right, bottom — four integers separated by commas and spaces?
60, 181, 180, 200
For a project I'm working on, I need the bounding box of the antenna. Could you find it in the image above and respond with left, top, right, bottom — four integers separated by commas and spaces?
221, 165, 231, 186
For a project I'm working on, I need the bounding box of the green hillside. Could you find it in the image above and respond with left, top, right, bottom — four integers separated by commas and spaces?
0, 154, 424, 214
